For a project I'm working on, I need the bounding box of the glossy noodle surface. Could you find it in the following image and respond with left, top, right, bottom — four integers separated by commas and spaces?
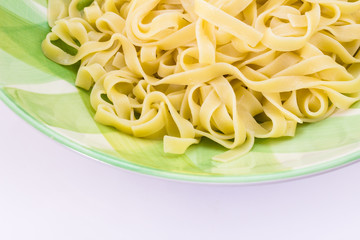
42, 0, 360, 161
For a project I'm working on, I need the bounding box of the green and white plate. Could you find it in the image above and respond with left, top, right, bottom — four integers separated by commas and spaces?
1, 0, 360, 183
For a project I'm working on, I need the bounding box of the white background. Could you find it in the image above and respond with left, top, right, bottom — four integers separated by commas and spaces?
1, 100, 360, 240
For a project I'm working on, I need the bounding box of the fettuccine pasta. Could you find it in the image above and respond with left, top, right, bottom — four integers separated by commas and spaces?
42, 0, 360, 162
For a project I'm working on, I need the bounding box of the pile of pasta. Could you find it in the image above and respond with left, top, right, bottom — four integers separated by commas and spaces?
43, 0, 360, 161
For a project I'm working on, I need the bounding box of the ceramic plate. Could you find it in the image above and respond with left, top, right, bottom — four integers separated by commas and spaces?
1, 0, 360, 183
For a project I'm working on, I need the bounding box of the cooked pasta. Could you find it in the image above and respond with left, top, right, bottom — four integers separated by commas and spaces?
42, 0, 360, 162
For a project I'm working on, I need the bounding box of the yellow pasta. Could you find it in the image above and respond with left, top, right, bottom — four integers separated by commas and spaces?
42, 0, 360, 162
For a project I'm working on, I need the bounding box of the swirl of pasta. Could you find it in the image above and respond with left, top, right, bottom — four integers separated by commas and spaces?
43, 0, 360, 162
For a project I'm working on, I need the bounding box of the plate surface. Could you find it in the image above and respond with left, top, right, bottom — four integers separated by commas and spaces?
1, 0, 360, 183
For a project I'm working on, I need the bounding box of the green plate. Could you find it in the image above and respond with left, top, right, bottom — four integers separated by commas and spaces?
1, 0, 360, 183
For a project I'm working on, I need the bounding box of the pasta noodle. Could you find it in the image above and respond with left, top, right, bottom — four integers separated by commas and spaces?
42, 0, 360, 162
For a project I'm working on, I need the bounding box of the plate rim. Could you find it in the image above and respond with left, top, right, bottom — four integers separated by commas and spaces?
1, 88, 360, 184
